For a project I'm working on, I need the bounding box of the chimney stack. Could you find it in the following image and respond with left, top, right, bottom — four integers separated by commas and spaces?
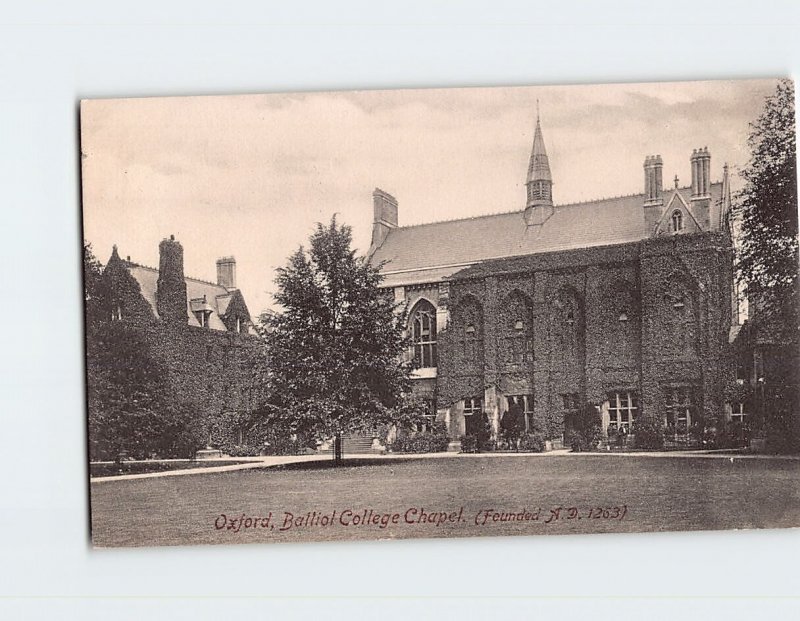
690, 147, 712, 229
691, 147, 711, 197
156, 234, 188, 325
643, 155, 663, 203
643, 155, 664, 234
371, 188, 398, 250
216, 256, 237, 290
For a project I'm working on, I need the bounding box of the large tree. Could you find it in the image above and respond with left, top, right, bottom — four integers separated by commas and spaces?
736, 79, 798, 336
259, 217, 416, 462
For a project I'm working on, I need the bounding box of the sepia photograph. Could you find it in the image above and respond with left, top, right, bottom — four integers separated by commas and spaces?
80, 78, 800, 549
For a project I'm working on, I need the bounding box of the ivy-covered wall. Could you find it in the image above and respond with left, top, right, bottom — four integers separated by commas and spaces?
97, 252, 260, 442
400, 232, 736, 442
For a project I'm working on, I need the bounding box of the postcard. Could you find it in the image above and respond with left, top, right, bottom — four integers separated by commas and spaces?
81, 78, 799, 547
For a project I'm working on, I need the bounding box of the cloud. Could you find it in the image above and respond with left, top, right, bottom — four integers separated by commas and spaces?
81, 78, 781, 315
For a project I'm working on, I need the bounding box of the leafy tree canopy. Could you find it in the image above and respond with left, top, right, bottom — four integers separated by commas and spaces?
736, 79, 799, 336
259, 217, 415, 442
84, 241, 108, 329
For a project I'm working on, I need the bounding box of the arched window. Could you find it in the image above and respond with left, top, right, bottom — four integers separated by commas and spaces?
662, 275, 698, 356
554, 288, 583, 355
410, 300, 437, 368
671, 210, 683, 232
500, 291, 533, 367
604, 280, 638, 363
453, 297, 484, 371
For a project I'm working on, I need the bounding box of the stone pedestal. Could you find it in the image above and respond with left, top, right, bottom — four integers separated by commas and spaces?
195, 448, 223, 460
447, 440, 462, 453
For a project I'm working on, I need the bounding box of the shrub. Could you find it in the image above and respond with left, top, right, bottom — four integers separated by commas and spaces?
391, 421, 449, 453
476, 412, 494, 452
518, 432, 546, 453
719, 421, 749, 449
632, 417, 665, 449
564, 403, 602, 452
225, 444, 261, 457
460, 435, 478, 453
765, 408, 799, 454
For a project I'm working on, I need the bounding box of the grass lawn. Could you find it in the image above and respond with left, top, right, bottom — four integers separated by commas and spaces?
90, 454, 800, 548
90, 460, 252, 478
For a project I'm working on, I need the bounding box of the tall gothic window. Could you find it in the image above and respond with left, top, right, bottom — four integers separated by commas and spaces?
501, 291, 534, 367
454, 297, 484, 371
671, 210, 683, 232
606, 280, 637, 364
553, 287, 584, 369
410, 300, 437, 369
662, 276, 698, 356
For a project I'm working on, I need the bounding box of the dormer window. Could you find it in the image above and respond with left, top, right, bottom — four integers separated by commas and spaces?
236, 317, 241, 333
465, 324, 475, 336
111, 304, 122, 321
190, 294, 214, 328
566, 310, 575, 326
618, 311, 629, 322
514, 320, 524, 331
671, 210, 683, 233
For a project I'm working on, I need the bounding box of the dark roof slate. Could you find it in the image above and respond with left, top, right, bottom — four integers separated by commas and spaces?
126, 263, 234, 331
372, 184, 723, 288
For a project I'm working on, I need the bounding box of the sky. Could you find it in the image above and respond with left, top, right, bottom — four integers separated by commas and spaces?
80, 78, 781, 316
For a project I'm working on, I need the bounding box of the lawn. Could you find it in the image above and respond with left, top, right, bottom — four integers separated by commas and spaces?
89, 454, 800, 548
90, 460, 252, 478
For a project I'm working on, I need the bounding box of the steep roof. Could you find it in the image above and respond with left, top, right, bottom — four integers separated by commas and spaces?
372, 184, 723, 288
125, 263, 235, 331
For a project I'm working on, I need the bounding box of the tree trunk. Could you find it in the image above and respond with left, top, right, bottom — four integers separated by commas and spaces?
333, 432, 343, 465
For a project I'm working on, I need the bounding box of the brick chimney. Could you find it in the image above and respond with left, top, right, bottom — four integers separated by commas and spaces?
643, 155, 664, 234
156, 235, 188, 325
690, 147, 711, 229
216, 256, 237, 290
371, 188, 398, 249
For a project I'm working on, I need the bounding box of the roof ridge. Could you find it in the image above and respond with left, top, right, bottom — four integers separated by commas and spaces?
392, 192, 644, 231
125, 260, 225, 289
397, 208, 525, 230
391, 181, 726, 231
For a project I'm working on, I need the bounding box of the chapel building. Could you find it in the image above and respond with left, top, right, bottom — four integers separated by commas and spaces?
368, 114, 737, 447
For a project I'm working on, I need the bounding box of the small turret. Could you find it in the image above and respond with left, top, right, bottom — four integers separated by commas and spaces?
524, 105, 554, 225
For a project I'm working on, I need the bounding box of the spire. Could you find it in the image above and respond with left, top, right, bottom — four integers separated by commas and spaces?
526, 106, 553, 209
720, 162, 731, 231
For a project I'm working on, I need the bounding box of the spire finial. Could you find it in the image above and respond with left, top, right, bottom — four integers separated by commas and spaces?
526, 104, 553, 210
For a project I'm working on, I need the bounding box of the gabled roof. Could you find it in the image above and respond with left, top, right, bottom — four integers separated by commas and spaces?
372, 183, 724, 288
125, 263, 235, 331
